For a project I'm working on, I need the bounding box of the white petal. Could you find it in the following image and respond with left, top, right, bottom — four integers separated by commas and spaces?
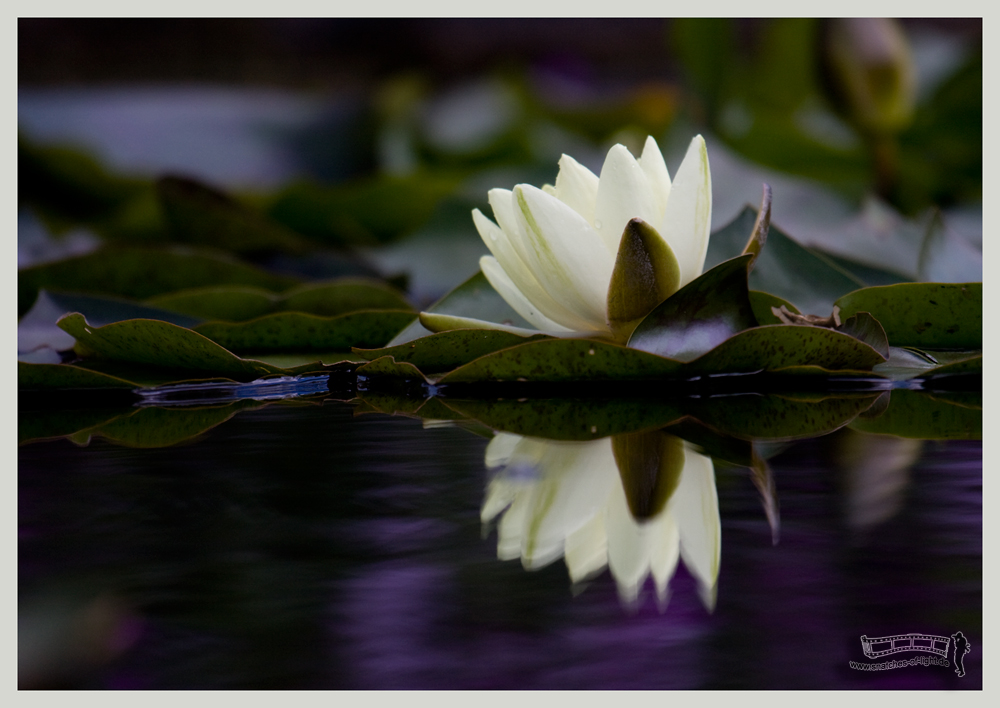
481, 474, 521, 523
520, 440, 617, 568
594, 144, 660, 253
659, 135, 712, 287
639, 136, 672, 222
479, 257, 577, 333
670, 445, 721, 598
606, 481, 653, 604
474, 213, 594, 331
649, 513, 680, 604
552, 153, 600, 226
512, 185, 614, 328
418, 310, 551, 336
565, 514, 608, 583
484, 432, 523, 469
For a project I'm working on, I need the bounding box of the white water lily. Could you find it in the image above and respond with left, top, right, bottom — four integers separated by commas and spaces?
424, 135, 712, 339
481, 433, 721, 609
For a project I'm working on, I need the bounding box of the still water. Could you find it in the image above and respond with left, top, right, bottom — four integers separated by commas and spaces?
19, 393, 981, 689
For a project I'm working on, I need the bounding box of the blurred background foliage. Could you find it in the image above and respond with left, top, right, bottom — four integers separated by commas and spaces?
18, 18, 981, 333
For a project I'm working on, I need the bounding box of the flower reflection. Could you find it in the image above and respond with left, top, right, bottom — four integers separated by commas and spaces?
481, 432, 720, 610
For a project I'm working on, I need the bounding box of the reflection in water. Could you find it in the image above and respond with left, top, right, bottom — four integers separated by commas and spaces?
836, 430, 923, 530
481, 432, 720, 610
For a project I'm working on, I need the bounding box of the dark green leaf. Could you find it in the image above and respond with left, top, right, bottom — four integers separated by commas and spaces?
57, 313, 281, 380
355, 329, 549, 374
194, 310, 416, 353
20, 246, 301, 318
146, 286, 277, 321
356, 355, 429, 381
158, 176, 310, 254
687, 392, 882, 441
439, 397, 686, 441
688, 325, 886, 374
849, 389, 981, 439
41, 290, 203, 328
281, 279, 412, 317
628, 255, 757, 362
18, 361, 140, 390
439, 339, 685, 384
749, 290, 800, 325
266, 171, 460, 246
835, 282, 981, 348
704, 207, 865, 316
836, 312, 890, 359
87, 402, 263, 448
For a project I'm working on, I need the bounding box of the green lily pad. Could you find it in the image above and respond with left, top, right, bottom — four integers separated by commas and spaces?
145, 278, 412, 323
281, 279, 413, 317
57, 313, 282, 380
19, 406, 130, 445
265, 171, 460, 246
146, 286, 278, 321
628, 255, 757, 361
20, 246, 301, 318
870, 347, 980, 381
194, 310, 416, 353
439, 339, 684, 383
439, 397, 686, 441
39, 290, 203, 328
18, 361, 140, 390
438, 323, 886, 385
836, 312, 890, 359
86, 401, 264, 448
355, 329, 549, 374
388, 270, 533, 346
849, 389, 982, 439
704, 206, 866, 316
687, 392, 881, 441
687, 324, 886, 374
158, 176, 310, 254
355, 355, 428, 381
19, 134, 147, 224
834, 282, 981, 349
749, 290, 801, 325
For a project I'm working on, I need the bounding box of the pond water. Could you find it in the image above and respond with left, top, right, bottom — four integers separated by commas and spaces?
19, 389, 982, 689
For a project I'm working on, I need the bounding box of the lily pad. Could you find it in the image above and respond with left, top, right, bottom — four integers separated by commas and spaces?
834, 282, 981, 349
749, 290, 800, 325
146, 286, 278, 321
158, 176, 310, 254
871, 347, 981, 381
18, 361, 140, 390
355, 329, 549, 374
836, 312, 890, 359
687, 392, 882, 441
194, 310, 416, 353
20, 246, 301, 318
704, 206, 866, 316
85, 401, 264, 448
281, 279, 413, 317
438, 324, 886, 385
57, 313, 282, 380
440, 397, 686, 441
18, 406, 130, 445
628, 255, 757, 361
848, 389, 982, 439
388, 270, 532, 346
265, 171, 460, 246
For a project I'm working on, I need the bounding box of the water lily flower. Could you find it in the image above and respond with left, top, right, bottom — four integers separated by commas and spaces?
481, 432, 720, 609
421, 135, 712, 341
